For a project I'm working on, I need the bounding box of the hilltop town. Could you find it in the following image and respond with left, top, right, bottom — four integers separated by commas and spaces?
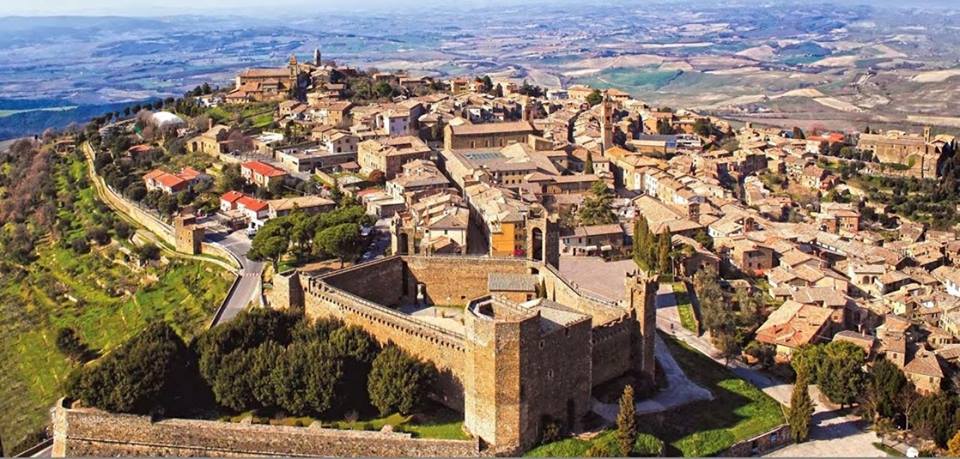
6, 46, 960, 458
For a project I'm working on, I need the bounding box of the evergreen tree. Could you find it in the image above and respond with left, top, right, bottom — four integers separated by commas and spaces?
584, 150, 595, 175
787, 372, 815, 443
616, 385, 637, 456
368, 345, 434, 416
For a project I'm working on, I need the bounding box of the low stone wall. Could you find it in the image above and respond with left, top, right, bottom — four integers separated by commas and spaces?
721, 424, 790, 457
52, 402, 480, 458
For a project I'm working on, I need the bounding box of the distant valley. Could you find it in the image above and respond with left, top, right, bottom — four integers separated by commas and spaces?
2, 1, 960, 138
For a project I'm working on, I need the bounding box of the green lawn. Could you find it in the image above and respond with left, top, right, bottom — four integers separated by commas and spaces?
526, 431, 663, 457
673, 283, 698, 333
0, 153, 232, 454
326, 406, 468, 440
636, 336, 785, 456
226, 405, 468, 440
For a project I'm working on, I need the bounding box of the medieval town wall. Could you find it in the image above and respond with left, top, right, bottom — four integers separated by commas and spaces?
320, 257, 406, 306
51, 402, 480, 458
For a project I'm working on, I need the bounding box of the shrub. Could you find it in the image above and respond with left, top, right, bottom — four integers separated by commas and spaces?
70, 237, 90, 254
368, 345, 434, 416
65, 322, 195, 414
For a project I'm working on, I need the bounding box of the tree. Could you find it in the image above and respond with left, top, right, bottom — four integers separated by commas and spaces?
656, 233, 672, 275
317, 223, 362, 268
480, 75, 494, 93
910, 392, 957, 447
816, 341, 866, 408
368, 345, 433, 416
578, 181, 617, 226
248, 219, 292, 269
694, 266, 731, 337
218, 163, 245, 193
616, 385, 637, 456
586, 89, 604, 107
65, 322, 195, 414
136, 243, 160, 262
270, 341, 343, 416
374, 81, 394, 99
584, 150, 595, 175
734, 287, 764, 330
863, 358, 906, 420
787, 372, 815, 443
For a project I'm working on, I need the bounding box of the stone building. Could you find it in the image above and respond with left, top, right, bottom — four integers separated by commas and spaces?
271, 251, 658, 455
857, 128, 944, 178
443, 120, 537, 152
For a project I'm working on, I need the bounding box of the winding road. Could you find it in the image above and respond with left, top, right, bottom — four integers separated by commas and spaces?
205, 229, 265, 325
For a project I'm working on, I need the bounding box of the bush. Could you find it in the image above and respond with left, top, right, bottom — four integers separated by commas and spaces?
368, 345, 434, 416
113, 220, 132, 240
86, 225, 111, 245
65, 322, 196, 414
136, 243, 160, 261
70, 238, 90, 254
632, 433, 665, 456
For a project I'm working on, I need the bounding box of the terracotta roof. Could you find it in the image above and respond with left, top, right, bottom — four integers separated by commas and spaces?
756, 301, 832, 349
221, 190, 245, 203
449, 120, 535, 136
242, 161, 287, 178
904, 350, 944, 378
237, 196, 268, 212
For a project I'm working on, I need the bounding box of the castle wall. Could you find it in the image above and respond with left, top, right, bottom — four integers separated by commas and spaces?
403, 256, 530, 306
321, 257, 406, 306
590, 317, 634, 386
52, 403, 480, 458
303, 276, 467, 410
540, 264, 626, 324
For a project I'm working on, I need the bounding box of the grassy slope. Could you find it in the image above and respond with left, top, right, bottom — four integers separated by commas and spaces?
0, 154, 231, 452
637, 336, 785, 456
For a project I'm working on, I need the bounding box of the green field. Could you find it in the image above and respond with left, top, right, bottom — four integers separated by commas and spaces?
0, 153, 231, 454
575, 66, 684, 93
673, 283, 698, 333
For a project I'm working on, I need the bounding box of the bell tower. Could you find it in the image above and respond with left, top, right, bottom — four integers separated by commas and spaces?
600, 91, 615, 153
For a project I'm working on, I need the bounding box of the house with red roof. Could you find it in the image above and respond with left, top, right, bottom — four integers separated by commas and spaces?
220, 191, 269, 222
143, 167, 210, 194
241, 161, 288, 189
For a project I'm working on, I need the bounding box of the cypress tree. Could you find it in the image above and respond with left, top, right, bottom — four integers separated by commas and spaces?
787, 372, 815, 443
616, 385, 637, 456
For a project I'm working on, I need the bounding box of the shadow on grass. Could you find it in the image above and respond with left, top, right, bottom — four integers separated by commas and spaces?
635, 334, 785, 457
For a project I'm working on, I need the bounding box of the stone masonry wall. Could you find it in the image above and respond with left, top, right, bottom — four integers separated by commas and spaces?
52, 403, 480, 458
590, 317, 635, 385
403, 256, 530, 306
304, 277, 467, 410
321, 257, 406, 306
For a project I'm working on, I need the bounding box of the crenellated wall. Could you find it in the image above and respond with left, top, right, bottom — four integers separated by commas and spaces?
51, 401, 480, 458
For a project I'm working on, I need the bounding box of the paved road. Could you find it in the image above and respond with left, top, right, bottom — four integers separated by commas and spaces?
205, 230, 265, 325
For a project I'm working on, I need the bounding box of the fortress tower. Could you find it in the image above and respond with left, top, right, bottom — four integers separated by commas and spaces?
625, 270, 658, 385
463, 297, 592, 454
525, 204, 560, 269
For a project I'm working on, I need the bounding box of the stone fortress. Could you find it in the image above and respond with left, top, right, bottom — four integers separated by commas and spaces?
272, 207, 658, 455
